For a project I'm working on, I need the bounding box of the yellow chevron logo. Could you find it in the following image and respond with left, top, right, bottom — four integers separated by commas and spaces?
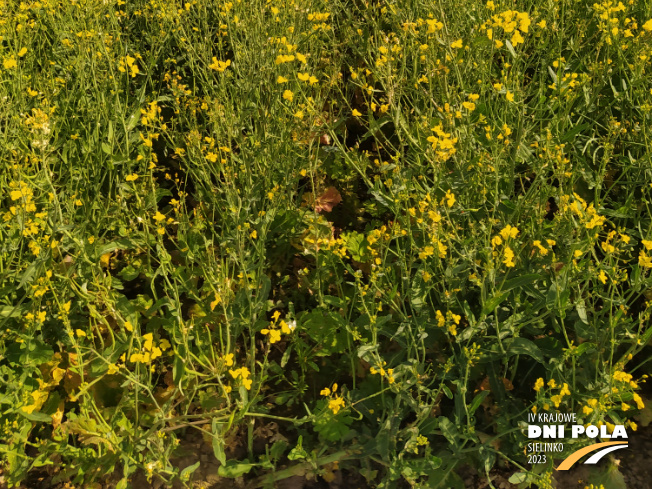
556, 441, 628, 471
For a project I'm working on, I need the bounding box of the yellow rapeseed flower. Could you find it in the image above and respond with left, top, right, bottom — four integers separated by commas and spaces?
209, 58, 231, 72
503, 246, 515, 267
261, 328, 281, 343
328, 396, 345, 414
499, 225, 519, 240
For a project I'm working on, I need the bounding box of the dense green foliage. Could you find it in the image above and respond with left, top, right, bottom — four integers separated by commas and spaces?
2, 0, 652, 487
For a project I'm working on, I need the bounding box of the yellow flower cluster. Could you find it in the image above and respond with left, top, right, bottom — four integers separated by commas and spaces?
583, 398, 599, 415
130, 333, 171, 363
550, 383, 571, 408
327, 236, 348, 258
549, 73, 583, 99
297, 72, 318, 85
481, 10, 531, 48
426, 124, 458, 161
533, 378, 571, 409
31, 270, 52, 298
561, 193, 606, 230
7, 181, 37, 216
229, 366, 252, 390
612, 370, 639, 389
140, 100, 162, 126
24, 107, 51, 132
581, 372, 643, 421
118, 55, 140, 77
275, 54, 296, 65
491, 225, 519, 267
418, 240, 447, 260
639, 240, 652, 268
532, 239, 555, 256
425, 18, 444, 34
320, 383, 345, 414
307, 12, 330, 22
436, 310, 462, 336
369, 361, 395, 384
592, 0, 628, 45
261, 311, 294, 344
209, 58, 231, 72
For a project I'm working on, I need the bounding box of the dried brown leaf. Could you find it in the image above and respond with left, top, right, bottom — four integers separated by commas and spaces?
314, 187, 342, 213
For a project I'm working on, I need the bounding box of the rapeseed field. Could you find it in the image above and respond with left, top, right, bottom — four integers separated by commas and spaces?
2, 0, 652, 487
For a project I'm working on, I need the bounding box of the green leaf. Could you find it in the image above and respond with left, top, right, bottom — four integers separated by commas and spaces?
574, 320, 595, 341
502, 274, 542, 292
0, 305, 23, 319
438, 417, 458, 445
207, 425, 229, 455
376, 424, 391, 461
428, 468, 465, 489
23, 340, 54, 366
280, 345, 292, 368
576, 300, 589, 324
18, 260, 40, 290
508, 472, 529, 484
111, 154, 129, 165
507, 338, 545, 364
173, 348, 186, 386
410, 274, 428, 313
313, 400, 353, 442
482, 290, 509, 315
217, 460, 255, 478
370, 190, 392, 209
642, 324, 652, 344
18, 410, 52, 422
342, 231, 368, 262
505, 39, 517, 58
322, 295, 345, 308
257, 275, 271, 303
269, 440, 288, 463
572, 342, 596, 357
180, 461, 201, 480
126, 109, 139, 132
212, 419, 227, 465
118, 265, 140, 281
546, 283, 558, 309
468, 391, 490, 417
588, 462, 626, 489
561, 123, 590, 143
288, 436, 308, 461
301, 310, 348, 354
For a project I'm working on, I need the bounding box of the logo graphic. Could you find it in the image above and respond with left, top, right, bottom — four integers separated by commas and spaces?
556, 441, 628, 471
525, 412, 629, 468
